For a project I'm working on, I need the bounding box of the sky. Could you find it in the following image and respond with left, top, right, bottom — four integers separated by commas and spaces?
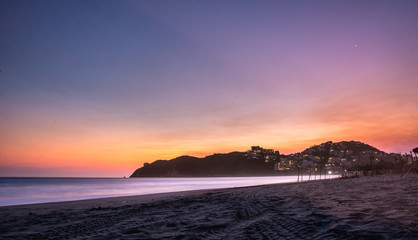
0, 0, 417, 177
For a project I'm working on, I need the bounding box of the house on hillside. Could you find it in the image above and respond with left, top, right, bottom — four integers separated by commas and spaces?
246, 146, 280, 162
275, 157, 293, 171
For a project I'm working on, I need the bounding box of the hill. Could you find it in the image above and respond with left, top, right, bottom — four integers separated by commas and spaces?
130, 151, 275, 177
301, 141, 384, 156
130, 141, 394, 177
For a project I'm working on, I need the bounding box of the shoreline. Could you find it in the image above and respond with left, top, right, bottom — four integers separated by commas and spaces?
1, 174, 417, 239
0, 175, 339, 207
0, 176, 334, 209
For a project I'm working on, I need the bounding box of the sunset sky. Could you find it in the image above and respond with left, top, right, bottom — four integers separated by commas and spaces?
1, 0, 417, 177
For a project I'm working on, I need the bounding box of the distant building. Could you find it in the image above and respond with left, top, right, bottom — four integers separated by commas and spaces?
275, 158, 292, 171
246, 146, 280, 162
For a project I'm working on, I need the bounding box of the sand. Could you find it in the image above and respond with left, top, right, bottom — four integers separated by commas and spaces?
0, 174, 417, 240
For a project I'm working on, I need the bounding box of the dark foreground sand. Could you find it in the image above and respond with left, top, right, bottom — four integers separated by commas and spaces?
1, 174, 417, 240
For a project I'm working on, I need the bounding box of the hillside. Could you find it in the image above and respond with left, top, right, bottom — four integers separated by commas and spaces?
130, 141, 395, 177
301, 141, 384, 156
130, 152, 275, 177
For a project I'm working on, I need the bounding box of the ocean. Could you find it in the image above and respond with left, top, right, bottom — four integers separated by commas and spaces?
0, 175, 339, 206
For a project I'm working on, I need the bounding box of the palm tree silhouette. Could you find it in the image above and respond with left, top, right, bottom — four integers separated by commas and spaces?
413, 147, 418, 162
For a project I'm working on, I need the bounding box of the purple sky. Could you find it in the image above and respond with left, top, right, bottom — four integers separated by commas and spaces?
0, 0, 417, 177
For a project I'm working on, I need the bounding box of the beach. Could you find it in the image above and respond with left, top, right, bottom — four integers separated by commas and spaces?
1, 174, 417, 239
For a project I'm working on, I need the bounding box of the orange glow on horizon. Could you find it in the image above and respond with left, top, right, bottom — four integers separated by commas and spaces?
1, 99, 417, 177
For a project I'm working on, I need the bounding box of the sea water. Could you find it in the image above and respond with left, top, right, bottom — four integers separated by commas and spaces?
0, 175, 339, 206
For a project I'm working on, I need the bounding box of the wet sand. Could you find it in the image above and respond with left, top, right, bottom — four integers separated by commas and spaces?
1, 174, 417, 239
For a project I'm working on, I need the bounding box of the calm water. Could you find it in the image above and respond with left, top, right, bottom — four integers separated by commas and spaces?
0, 175, 339, 206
